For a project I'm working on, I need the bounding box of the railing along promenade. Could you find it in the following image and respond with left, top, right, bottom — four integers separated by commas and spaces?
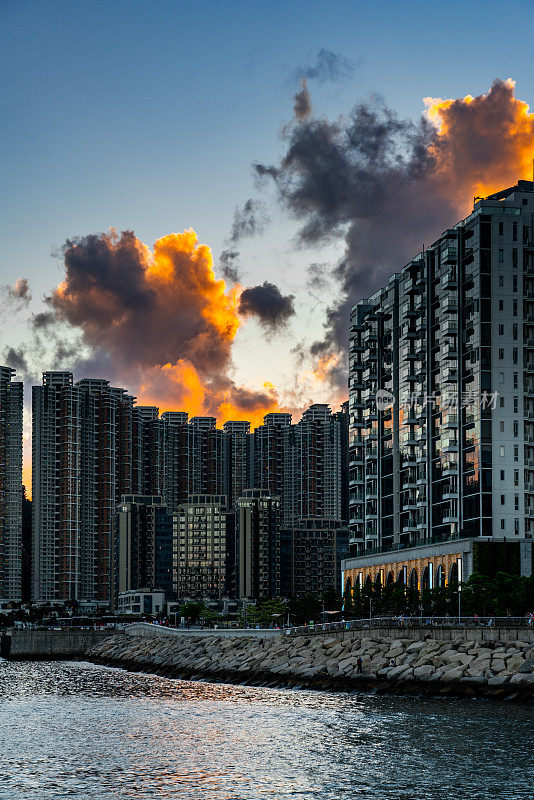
286, 616, 534, 642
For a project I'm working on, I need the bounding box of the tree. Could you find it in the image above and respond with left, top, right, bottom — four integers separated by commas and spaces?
244, 599, 288, 627
179, 601, 205, 623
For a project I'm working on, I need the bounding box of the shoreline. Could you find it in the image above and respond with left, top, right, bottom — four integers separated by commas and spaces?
85, 652, 534, 704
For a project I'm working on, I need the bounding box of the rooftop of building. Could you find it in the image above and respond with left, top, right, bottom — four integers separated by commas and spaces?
351, 177, 534, 316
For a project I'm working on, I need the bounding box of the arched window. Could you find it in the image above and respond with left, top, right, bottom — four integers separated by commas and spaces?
409, 568, 418, 590
435, 565, 445, 588
422, 566, 430, 591
386, 571, 395, 586
449, 562, 458, 586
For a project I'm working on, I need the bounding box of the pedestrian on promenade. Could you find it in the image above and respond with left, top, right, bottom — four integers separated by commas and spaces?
357, 657, 363, 674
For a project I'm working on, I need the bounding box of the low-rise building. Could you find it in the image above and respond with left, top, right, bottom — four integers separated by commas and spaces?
117, 588, 166, 615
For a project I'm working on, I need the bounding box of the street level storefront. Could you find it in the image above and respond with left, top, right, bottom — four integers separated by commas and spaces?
341, 537, 533, 595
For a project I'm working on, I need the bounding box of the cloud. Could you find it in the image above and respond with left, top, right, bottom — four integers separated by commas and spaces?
238, 281, 295, 332
3, 346, 29, 374
229, 198, 268, 242
33, 228, 282, 425
293, 79, 312, 120
3, 277, 32, 307
219, 249, 241, 283
255, 78, 534, 388
294, 48, 359, 84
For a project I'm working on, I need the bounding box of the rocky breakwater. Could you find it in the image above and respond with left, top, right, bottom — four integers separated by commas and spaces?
87, 632, 534, 702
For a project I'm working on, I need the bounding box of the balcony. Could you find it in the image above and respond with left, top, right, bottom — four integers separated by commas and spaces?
443, 344, 458, 359
441, 272, 457, 290
442, 296, 458, 313
442, 321, 458, 337
443, 463, 459, 475
442, 440, 459, 453
441, 247, 458, 264
442, 368, 458, 383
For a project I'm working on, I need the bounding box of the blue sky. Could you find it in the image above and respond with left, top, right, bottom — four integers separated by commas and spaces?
2, 0, 534, 423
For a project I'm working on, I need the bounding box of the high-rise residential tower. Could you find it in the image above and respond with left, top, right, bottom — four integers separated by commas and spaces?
0, 366, 23, 601
32, 373, 135, 605
223, 420, 251, 508
343, 180, 534, 594
236, 488, 281, 599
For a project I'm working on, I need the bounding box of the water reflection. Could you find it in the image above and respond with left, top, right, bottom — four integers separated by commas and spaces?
0, 659, 532, 799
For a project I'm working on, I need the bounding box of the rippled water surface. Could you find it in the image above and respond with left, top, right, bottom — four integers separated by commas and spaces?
0, 660, 532, 799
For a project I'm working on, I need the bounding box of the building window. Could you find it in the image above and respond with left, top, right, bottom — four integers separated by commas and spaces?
499, 275, 504, 287
513, 221, 518, 240
499, 300, 504, 311
500, 470, 505, 480
499, 221, 504, 236
515, 518, 520, 534
513, 324, 518, 340
514, 445, 519, 462
499, 323, 504, 335
500, 445, 505, 457
514, 421, 519, 437
499, 349, 504, 360
514, 396, 518, 413
499, 371, 504, 383
514, 494, 519, 511
513, 275, 518, 292
500, 421, 505, 432
499, 249, 504, 263
513, 348, 518, 364
514, 469, 519, 486
513, 248, 518, 267
500, 397, 505, 408
501, 519, 506, 530
513, 300, 518, 316
514, 372, 518, 389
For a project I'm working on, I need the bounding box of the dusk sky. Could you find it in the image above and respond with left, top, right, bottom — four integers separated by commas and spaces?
3, 0, 534, 481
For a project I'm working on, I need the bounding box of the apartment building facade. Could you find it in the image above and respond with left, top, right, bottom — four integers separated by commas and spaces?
32, 373, 135, 604
343, 179, 534, 593
236, 488, 281, 599
172, 494, 234, 600
0, 366, 23, 601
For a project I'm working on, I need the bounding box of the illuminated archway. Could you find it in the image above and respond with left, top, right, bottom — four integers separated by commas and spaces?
409, 568, 418, 590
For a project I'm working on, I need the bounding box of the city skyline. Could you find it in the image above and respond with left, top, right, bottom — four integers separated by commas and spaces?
3, 2, 534, 488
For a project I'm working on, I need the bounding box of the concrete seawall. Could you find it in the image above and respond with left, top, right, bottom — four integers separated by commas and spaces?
1, 629, 121, 660
87, 629, 534, 702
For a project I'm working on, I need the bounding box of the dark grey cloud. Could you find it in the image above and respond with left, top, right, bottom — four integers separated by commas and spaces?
229, 198, 268, 242
238, 281, 295, 332
293, 79, 312, 121
294, 48, 359, 84
253, 93, 453, 387
219, 249, 241, 283
3, 346, 29, 374
255, 79, 530, 390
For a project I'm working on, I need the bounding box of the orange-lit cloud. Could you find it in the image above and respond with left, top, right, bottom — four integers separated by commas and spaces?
424, 78, 534, 207
38, 229, 284, 427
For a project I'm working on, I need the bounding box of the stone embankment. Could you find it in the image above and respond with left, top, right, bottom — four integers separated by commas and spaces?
88, 631, 534, 702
